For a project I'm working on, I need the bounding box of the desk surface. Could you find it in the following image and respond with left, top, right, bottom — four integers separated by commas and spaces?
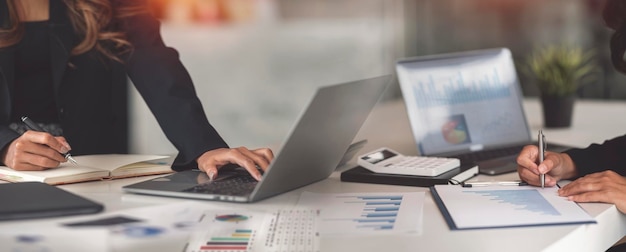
3, 98, 626, 252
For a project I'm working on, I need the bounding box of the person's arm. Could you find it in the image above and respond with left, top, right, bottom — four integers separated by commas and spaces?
113, 0, 274, 180
119, 8, 229, 171
557, 135, 626, 214
564, 134, 626, 178
0, 126, 20, 165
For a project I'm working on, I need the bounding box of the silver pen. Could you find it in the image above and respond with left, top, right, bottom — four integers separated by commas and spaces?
538, 129, 545, 188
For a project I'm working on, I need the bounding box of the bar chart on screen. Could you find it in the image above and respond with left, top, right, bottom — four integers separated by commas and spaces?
296, 191, 425, 235
410, 68, 512, 108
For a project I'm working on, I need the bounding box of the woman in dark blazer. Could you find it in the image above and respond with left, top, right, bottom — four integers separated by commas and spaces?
0, 0, 272, 180
516, 0, 626, 214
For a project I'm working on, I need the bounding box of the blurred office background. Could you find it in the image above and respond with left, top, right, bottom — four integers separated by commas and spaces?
129, 0, 622, 155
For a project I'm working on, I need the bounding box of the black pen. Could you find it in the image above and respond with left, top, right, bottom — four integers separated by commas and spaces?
461, 181, 529, 188
21, 116, 78, 164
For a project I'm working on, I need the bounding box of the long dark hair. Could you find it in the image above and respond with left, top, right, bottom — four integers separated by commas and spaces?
0, 0, 148, 62
603, 0, 626, 74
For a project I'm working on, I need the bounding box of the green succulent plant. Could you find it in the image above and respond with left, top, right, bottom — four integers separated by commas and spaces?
524, 45, 596, 96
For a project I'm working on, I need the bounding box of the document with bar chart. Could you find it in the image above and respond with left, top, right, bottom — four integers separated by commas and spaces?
296, 191, 425, 235
431, 185, 596, 230
185, 209, 320, 252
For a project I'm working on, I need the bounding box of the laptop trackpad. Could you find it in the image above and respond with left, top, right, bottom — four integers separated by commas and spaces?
477, 156, 519, 175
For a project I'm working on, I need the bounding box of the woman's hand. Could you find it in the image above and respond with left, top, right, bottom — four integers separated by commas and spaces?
1, 131, 71, 171
196, 147, 274, 181
516, 145, 577, 187
559, 170, 626, 214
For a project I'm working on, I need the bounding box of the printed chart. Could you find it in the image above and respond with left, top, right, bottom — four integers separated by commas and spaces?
351, 195, 401, 231
186, 209, 320, 252
297, 192, 425, 235
432, 185, 596, 230
465, 189, 560, 216
201, 216, 254, 251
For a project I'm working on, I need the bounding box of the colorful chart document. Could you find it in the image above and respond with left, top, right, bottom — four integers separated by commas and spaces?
431, 185, 596, 230
186, 209, 320, 252
296, 191, 425, 235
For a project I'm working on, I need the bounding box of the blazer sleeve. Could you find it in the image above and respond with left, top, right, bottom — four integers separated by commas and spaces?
116, 1, 229, 171
564, 134, 626, 177
0, 126, 19, 165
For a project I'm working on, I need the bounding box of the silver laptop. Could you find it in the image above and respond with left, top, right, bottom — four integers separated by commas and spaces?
396, 48, 570, 175
123, 75, 390, 202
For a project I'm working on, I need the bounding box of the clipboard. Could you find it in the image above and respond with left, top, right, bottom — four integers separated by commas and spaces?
430, 184, 596, 230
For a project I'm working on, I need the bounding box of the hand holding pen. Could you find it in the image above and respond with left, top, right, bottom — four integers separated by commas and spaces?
516, 132, 576, 188
21, 117, 77, 164
0, 117, 77, 171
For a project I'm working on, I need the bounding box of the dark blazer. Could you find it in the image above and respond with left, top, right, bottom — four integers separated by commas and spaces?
0, 0, 228, 170
565, 134, 626, 178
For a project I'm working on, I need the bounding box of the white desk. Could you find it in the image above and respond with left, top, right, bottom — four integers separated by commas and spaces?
350, 98, 626, 252
4, 98, 626, 252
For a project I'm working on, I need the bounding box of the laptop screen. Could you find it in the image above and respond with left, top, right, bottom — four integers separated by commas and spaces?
396, 48, 531, 156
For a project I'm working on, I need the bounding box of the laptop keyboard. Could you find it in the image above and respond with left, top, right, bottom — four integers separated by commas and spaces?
183, 175, 258, 196
451, 145, 524, 162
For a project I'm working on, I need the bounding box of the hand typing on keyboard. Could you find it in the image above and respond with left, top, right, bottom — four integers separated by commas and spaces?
196, 147, 274, 181
194, 166, 256, 184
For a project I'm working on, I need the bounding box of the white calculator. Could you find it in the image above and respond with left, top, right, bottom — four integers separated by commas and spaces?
357, 147, 460, 177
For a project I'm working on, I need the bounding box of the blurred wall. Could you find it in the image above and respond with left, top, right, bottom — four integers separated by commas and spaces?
404, 0, 626, 99
129, 0, 404, 155
128, 0, 625, 156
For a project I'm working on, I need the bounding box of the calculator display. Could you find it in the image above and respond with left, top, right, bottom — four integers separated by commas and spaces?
361, 149, 397, 164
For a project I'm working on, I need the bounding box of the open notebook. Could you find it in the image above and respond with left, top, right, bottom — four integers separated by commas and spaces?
0, 154, 172, 185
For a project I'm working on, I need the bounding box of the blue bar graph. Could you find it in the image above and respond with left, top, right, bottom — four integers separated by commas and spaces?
364, 207, 400, 212
355, 224, 394, 230
358, 201, 401, 206
334, 195, 404, 231
353, 219, 396, 223
362, 213, 398, 218
357, 196, 403, 200
299, 192, 424, 235
411, 68, 511, 108
464, 189, 561, 216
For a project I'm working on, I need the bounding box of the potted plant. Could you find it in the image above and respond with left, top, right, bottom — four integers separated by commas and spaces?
523, 44, 596, 128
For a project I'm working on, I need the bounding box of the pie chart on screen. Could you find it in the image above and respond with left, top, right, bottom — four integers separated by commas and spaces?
441, 116, 470, 144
